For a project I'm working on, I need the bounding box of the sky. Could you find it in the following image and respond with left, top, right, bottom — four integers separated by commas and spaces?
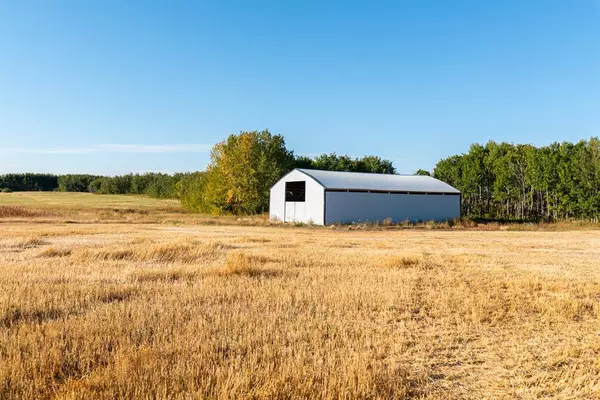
0, 0, 599, 175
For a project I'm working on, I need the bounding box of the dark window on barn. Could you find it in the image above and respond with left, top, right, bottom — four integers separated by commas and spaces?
285, 181, 306, 202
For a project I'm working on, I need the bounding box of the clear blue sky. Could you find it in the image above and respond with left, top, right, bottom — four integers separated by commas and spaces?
1, 0, 599, 175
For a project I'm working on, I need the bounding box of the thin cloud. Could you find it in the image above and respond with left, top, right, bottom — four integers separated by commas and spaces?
0, 144, 212, 154
95, 144, 212, 153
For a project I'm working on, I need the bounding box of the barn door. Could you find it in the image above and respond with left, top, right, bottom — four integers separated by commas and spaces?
284, 181, 305, 223
285, 202, 296, 222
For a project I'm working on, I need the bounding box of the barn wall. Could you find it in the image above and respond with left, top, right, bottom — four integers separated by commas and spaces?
324, 191, 460, 224
269, 170, 325, 225
269, 179, 286, 222
303, 176, 325, 224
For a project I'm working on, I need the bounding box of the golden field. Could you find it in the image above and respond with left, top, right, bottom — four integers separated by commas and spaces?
1, 193, 600, 399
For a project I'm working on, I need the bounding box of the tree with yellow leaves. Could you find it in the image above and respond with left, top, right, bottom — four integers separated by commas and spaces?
192, 130, 295, 215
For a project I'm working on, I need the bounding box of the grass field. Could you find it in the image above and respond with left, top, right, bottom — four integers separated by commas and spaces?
1, 193, 600, 399
0, 192, 254, 225
0, 191, 181, 209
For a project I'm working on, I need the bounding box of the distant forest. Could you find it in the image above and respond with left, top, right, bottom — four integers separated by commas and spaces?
1, 133, 599, 221
0, 173, 184, 199
434, 138, 600, 221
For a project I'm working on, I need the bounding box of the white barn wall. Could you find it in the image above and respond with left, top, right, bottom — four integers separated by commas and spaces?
269, 170, 325, 225
325, 191, 460, 224
269, 181, 286, 222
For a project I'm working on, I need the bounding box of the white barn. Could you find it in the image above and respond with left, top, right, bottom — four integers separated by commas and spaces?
269, 169, 461, 225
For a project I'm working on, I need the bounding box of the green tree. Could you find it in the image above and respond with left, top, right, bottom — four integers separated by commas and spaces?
145, 174, 178, 198
433, 137, 600, 221
294, 156, 315, 169
0, 173, 58, 191
357, 156, 396, 174
58, 175, 99, 192
303, 153, 396, 174
178, 172, 208, 212
193, 130, 295, 214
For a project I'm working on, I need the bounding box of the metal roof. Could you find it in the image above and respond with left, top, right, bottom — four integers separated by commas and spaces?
296, 169, 460, 194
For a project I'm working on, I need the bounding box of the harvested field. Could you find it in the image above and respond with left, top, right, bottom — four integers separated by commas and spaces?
0, 194, 599, 398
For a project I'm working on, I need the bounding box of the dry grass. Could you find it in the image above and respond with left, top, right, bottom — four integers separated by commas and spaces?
0, 205, 58, 218
235, 236, 273, 243
38, 247, 73, 258
71, 240, 229, 264
215, 252, 278, 277
382, 254, 423, 269
1, 195, 600, 398
129, 267, 198, 283
0, 192, 270, 226
15, 236, 49, 249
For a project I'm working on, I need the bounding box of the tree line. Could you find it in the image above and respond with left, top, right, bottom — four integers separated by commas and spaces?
0, 172, 186, 199
295, 154, 395, 174
182, 131, 600, 220
4, 131, 599, 221
432, 138, 600, 221
0, 173, 58, 192
86, 173, 186, 199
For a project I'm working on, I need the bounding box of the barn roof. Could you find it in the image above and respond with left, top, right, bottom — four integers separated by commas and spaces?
295, 169, 460, 194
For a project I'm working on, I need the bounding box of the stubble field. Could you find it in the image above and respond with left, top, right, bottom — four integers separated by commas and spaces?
1, 192, 600, 399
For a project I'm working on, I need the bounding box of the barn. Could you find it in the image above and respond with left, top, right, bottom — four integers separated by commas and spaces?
269, 169, 461, 225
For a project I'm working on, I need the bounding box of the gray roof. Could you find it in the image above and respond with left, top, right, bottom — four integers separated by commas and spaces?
296, 169, 460, 194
